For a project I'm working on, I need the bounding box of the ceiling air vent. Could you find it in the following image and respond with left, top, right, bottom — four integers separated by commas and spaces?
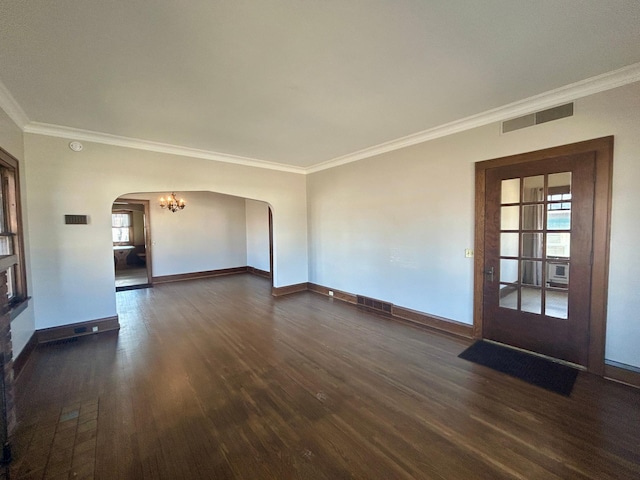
502, 103, 574, 133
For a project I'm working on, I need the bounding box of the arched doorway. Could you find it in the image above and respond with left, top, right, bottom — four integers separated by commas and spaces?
112, 198, 152, 291
112, 191, 273, 291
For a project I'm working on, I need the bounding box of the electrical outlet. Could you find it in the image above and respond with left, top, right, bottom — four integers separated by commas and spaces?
465, 249, 474, 258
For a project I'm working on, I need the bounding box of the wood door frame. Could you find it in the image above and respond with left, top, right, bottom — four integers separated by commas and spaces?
473, 136, 613, 375
269, 206, 274, 287
114, 198, 153, 285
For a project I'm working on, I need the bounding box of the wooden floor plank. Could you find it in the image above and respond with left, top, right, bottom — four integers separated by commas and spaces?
9, 274, 640, 479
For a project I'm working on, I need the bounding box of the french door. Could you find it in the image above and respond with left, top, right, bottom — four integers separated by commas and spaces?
482, 152, 596, 366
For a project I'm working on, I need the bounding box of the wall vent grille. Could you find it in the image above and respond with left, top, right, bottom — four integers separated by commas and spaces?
64, 214, 88, 225
356, 295, 393, 314
502, 103, 574, 133
42, 337, 79, 347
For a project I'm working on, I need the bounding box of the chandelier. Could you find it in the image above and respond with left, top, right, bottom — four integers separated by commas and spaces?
159, 192, 186, 213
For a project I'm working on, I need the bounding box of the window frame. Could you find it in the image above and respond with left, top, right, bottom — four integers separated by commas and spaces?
112, 211, 134, 246
0, 147, 28, 313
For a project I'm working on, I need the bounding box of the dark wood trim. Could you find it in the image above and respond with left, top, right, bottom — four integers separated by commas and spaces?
392, 306, 474, 339
473, 158, 487, 340
474, 136, 614, 375
589, 138, 614, 376
307, 283, 357, 303
604, 363, 640, 389
247, 266, 271, 279
152, 267, 247, 284
0, 147, 27, 304
307, 283, 472, 339
13, 332, 37, 379
271, 282, 309, 297
36, 316, 120, 344
268, 206, 274, 289
0, 147, 17, 170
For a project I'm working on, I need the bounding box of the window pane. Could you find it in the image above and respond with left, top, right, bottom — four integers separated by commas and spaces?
548, 172, 571, 197
0, 235, 12, 255
500, 259, 518, 283
112, 212, 132, 244
500, 285, 518, 310
501, 206, 520, 230
547, 209, 571, 230
547, 233, 570, 258
522, 233, 543, 259
523, 176, 544, 202
546, 290, 568, 319
522, 286, 542, 314
112, 213, 131, 228
501, 178, 520, 204
112, 227, 130, 243
500, 233, 519, 257
547, 262, 569, 288
521, 260, 543, 287
522, 204, 544, 230
6, 266, 15, 300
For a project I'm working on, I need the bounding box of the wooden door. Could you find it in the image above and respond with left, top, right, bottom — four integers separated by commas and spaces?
483, 152, 596, 366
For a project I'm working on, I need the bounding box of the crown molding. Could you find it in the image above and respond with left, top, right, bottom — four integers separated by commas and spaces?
8, 62, 640, 175
22, 122, 307, 174
307, 61, 640, 173
0, 79, 29, 129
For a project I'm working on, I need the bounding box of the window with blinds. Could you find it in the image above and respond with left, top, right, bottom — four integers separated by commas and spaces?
112, 212, 133, 245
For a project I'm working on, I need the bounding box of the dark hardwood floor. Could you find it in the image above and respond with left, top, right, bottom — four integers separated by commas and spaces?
9, 274, 640, 479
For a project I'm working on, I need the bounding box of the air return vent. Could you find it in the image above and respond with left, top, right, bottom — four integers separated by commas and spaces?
65, 214, 88, 225
42, 337, 79, 347
356, 295, 393, 314
502, 103, 574, 133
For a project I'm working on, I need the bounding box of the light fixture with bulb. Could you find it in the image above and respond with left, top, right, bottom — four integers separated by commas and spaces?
159, 192, 186, 213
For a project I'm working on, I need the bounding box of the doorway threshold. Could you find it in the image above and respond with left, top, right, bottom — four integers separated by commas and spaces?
484, 339, 586, 371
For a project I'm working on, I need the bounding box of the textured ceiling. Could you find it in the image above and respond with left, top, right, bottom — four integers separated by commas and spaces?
1, 1, 640, 168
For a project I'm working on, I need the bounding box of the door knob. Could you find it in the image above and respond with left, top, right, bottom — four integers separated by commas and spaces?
485, 267, 494, 282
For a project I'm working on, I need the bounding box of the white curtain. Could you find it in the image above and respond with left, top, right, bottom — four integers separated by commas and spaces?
522, 188, 543, 286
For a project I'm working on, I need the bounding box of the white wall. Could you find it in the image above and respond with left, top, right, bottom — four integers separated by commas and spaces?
125, 191, 248, 276
24, 136, 308, 330
5, 82, 640, 368
308, 82, 640, 368
245, 199, 271, 273
0, 108, 36, 357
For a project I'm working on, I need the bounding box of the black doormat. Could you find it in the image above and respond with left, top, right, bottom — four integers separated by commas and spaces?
458, 341, 579, 396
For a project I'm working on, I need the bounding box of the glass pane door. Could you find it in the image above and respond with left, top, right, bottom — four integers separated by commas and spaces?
498, 172, 571, 319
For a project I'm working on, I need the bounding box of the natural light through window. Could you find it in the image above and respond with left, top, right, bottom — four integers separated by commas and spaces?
112, 212, 132, 244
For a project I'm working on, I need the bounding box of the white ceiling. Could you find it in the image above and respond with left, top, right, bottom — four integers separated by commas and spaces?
1, 1, 640, 170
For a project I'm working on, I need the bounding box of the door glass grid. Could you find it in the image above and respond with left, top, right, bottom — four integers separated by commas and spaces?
498, 173, 571, 319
